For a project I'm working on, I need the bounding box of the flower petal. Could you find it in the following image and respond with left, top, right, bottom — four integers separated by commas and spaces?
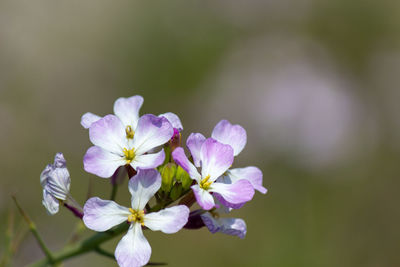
131, 149, 165, 170
191, 184, 215, 210
200, 138, 234, 181
113, 95, 144, 130
84, 146, 125, 178
144, 205, 189, 234
42, 189, 59, 215
44, 167, 70, 200
210, 180, 255, 207
81, 112, 101, 129
89, 115, 127, 154
159, 112, 183, 131
212, 120, 247, 156
186, 133, 206, 167
115, 223, 151, 267
172, 147, 201, 182
201, 213, 246, 239
222, 167, 267, 194
132, 114, 173, 155
83, 197, 130, 232
129, 169, 161, 210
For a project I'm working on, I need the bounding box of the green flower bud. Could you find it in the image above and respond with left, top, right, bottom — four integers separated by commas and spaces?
160, 163, 176, 192
170, 183, 183, 201
176, 165, 192, 190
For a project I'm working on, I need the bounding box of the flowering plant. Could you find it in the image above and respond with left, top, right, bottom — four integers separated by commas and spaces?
13, 95, 267, 267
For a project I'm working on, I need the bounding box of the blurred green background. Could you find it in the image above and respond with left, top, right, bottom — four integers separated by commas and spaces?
1, 1, 400, 266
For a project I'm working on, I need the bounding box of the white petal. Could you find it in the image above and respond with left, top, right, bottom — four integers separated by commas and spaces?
115, 223, 151, 267
172, 147, 201, 182
200, 138, 234, 181
130, 149, 165, 170
211, 120, 247, 156
144, 205, 189, 234
129, 169, 161, 210
132, 114, 173, 155
89, 115, 127, 154
186, 133, 206, 167
158, 112, 183, 131
83, 197, 130, 232
81, 112, 102, 129
113, 95, 144, 130
83, 146, 126, 178
224, 167, 267, 194
191, 184, 215, 210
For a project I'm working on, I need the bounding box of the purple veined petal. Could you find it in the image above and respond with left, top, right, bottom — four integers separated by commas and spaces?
129, 169, 161, 211
89, 115, 127, 154
144, 205, 189, 234
44, 166, 70, 200
81, 112, 102, 129
212, 120, 247, 156
132, 114, 174, 155
209, 180, 255, 207
217, 217, 247, 239
115, 223, 151, 267
214, 194, 246, 210
159, 112, 183, 132
191, 184, 215, 210
40, 164, 53, 186
186, 133, 206, 167
113, 95, 144, 130
83, 197, 130, 232
172, 147, 201, 182
224, 167, 267, 194
200, 138, 234, 181
84, 146, 126, 178
42, 189, 59, 215
200, 212, 220, 234
131, 149, 165, 170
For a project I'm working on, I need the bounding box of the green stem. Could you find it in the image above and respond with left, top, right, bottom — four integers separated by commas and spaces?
94, 246, 115, 260
12, 196, 55, 263
110, 183, 118, 201
27, 223, 129, 267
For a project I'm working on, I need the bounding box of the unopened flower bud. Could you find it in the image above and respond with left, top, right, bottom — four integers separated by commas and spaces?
160, 163, 176, 192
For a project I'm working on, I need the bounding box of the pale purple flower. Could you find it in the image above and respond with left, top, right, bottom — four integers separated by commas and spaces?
200, 202, 247, 239
40, 153, 71, 215
84, 114, 173, 178
212, 120, 267, 195
172, 138, 255, 210
159, 112, 183, 132
83, 169, 189, 267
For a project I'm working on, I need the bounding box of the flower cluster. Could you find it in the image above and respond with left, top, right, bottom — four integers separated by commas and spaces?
40, 95, 267, 267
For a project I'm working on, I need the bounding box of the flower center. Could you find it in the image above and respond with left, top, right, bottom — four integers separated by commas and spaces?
199, 175, 212, 190
128, 208, 145, 225
123, 148, 135, 164
125, 125, 135, 139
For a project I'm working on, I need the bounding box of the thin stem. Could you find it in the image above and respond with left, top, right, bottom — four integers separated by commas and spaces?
94, 247, 115, 260
110, 183, 118, 201
12, 196, 54, 263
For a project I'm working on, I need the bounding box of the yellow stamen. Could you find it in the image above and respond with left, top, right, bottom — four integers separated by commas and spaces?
127, 208, 145, 225
123, 148, 135, 164
125, 125, 135, 139
199, 175, 212, 190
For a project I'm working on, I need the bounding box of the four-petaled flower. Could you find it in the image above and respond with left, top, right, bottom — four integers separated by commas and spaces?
172, 138, 255, 210
84, 114, 173, 178
83, 169, 189, 267
185, 120, 267, 208
40, 153, 71, 215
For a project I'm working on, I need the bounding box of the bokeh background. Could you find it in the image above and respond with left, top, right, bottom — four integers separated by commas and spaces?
1, 1, 400, 266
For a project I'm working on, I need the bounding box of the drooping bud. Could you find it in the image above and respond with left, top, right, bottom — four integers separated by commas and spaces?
40, 153, 71, 215
184, 210, 206, 229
